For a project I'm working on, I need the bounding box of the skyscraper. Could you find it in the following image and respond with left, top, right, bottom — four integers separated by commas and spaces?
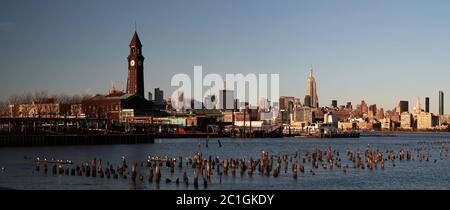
358, 100, 368, 114
397, 101, 409, 114
148, 92, 153, 101
305, 68, 319, 108
439, 91, 444, 115
368, 104, 377, 116
331, 100, 337, 108
127, 31, 145, 97
303, 95, 311, 108
218, 89, 235, 110
154, 88, 164, 104
414, 97, 421, 114
425, 97, 430, 113
346, 102, 352, 110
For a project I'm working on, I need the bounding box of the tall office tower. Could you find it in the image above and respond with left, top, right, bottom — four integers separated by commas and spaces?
414, 97, 421, 114
439, 91, 444, 115
154, 88, 164, 104
397, 101, 409, 114
346, 102, 352, 110
425, 97, 430, 113
305, 68, 319, 108
331, 100, 337, 108
359, 100, 368, 114
148, 92, 153, 101
303, 95, 311, 108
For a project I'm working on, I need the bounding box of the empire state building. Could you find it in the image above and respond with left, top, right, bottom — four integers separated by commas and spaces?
305, 68, 319, 108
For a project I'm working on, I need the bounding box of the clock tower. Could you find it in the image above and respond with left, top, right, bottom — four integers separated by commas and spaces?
127, 31, 145, 97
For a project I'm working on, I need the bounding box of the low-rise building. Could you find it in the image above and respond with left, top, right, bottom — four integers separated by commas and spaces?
82, 93, 155, 122
8, 98, 71, 118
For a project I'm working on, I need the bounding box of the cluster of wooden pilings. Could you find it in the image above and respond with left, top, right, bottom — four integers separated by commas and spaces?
30, 141, 449, 189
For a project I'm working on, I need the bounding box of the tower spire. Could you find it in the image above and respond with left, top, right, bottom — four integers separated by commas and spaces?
127, 29, 145, 97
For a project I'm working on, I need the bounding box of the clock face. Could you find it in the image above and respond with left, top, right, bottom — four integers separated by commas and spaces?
130, 60, 135, 67
138, 60, 142, 66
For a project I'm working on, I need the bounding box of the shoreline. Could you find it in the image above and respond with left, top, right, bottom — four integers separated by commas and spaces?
359, 130, 450, 134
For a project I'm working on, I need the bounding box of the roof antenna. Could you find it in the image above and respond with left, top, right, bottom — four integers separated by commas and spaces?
308, 64, 313, 76
134, 21, 137, 32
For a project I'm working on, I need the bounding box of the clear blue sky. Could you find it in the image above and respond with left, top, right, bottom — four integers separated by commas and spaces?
1, 0, 449, 114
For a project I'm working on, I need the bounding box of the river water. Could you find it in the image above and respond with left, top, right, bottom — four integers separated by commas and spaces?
0, 133, 449, 190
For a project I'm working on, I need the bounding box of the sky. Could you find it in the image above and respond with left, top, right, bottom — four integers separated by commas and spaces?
1, 0, 449, 114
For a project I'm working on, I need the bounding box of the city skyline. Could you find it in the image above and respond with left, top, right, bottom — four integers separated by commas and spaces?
1, 0, 450, 113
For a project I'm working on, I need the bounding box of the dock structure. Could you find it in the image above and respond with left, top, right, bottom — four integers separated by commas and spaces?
286, 131, 360, 138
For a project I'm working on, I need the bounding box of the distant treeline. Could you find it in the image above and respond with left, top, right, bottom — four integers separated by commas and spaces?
0, 91, 92, 116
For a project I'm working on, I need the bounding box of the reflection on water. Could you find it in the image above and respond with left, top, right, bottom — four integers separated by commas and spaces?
0, 132, 449, 190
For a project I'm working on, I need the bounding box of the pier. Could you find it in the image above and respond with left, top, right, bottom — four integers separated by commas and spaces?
294, 132, 360, 138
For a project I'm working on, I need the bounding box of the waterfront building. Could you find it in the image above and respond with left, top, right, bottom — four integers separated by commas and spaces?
8, 98, 72, 118
338, 121, 356, 130
82, 93, 152, 121
323, 112, 339, 128
439, 91, 444, 115
81, 31, 166, 121
358, 121, 374, 130
425, 97, 430, 113
305, 68, 319, 108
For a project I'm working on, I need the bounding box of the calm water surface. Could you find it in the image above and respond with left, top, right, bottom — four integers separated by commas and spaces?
0, 133, 449, 190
